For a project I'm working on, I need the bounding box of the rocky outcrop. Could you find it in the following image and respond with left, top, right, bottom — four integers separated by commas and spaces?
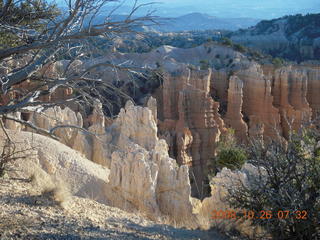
30, 106, 83, 146
3, 111, 22, 131
305, 68, 320, 119
198, 164, 266, 238
87, 44, 318, 194
104, 100, 197, 226
224, 76, 248, 141
1, 101, 198, 228
235, 63, 282, 140
2, 43, 320, 201
0, 60, 77, 116
20, 103, 111, 167
0, 129, 110, 203
273, 67, 312, 138
157, 66, 225, 197
86, 100, 110, 166
0, 115, 264, 234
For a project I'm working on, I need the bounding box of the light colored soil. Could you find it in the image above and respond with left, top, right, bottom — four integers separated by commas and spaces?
0, 177, 230, 240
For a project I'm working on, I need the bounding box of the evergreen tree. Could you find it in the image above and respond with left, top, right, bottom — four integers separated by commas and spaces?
0, 0, 59, 47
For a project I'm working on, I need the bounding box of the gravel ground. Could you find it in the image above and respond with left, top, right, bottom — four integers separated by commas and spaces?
0, 177, 230, 240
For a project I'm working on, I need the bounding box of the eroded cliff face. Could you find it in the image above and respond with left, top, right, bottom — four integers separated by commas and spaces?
272, 67, 312, 138
0, 101, 266, 233
156, 66, 225, 197
7, 99, 197, 227
224, 76, 248, 141
235, 63, 282, 141
157, 53, 319, 197
2, 43, 320, 198
105, 100, 197, 226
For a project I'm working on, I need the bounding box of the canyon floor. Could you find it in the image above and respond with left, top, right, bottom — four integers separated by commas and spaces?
0, 177, 231, 240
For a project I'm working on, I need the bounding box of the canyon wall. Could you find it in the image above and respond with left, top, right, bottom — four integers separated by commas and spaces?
0, 100, 265, 234
2, 45, 319, 231
2, 99, 198, 227
154, 58, 319, 196
156, 66, 225, 197
2, 44, 320, 198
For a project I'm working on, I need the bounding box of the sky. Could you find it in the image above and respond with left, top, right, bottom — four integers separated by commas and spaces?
138, 0, 320, 19
55, 0, 320, 19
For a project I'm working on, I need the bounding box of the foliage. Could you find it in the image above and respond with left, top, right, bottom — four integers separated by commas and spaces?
0, 0, 59, 25
285, 13, 320, 37
0, 0, 157, 136
253, 19, 277, 35
216, 147, 247, 171
209, 129, 247, 175
224, 126, 320, 240
232, 13, 320, 62
0, 136, 32, 178
0, 139, 14, 177
0, 0, 59, 48
199, 59, 210, 70
272, 57, 285, 68
227, 59, 233, 66
187, 64, 197, 71
233, 43, 246, 53
221, 37, 233, 46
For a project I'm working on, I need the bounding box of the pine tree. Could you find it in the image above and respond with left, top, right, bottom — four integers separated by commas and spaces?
0, 0, 59, 47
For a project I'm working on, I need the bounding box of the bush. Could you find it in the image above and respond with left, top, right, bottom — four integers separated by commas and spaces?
221, 37, 233, 46
0, 139, 20, 178
199, 59, 210, 70
272, 57, 285, 68
187, 64, 197, 71
210, 129, 247, 174
40, 181, 71, 208
0, 0, 59, 48
216, 147, 247, 170
206, 38, 213, 43
0, 123, 35, 178
233, 43, 246, 53
224, 126, 320, 239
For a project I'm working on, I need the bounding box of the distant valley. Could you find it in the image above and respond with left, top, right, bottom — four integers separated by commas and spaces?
91, 12, 260, 32
147, 13, 260, 32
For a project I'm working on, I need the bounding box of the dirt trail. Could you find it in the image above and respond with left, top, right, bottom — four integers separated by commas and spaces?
0, 177, 229, 240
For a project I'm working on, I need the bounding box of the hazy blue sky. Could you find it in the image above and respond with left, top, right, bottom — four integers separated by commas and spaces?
140, 0, 320, 18
56, 0, 320, 19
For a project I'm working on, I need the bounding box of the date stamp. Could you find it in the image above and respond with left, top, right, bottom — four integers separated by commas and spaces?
211, 210, 308, 220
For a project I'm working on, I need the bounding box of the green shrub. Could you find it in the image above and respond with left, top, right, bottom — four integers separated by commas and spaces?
199, 59, 210, 70
233, 43, 246, 53
221, 37, 233, 46
188, 64, 197, 71
315, 148, 320, 158
216, 147, 247, 170
209, 129, 247, 174
0, 0, 59, 48
272, 57, 285, 68
224, 126, 320, 240
206, 38, 213, 43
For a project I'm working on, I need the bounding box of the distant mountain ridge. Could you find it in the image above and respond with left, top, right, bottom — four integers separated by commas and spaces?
229, 13, 320, 61
151, 12, 260, 32
87, 12, 260, 32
